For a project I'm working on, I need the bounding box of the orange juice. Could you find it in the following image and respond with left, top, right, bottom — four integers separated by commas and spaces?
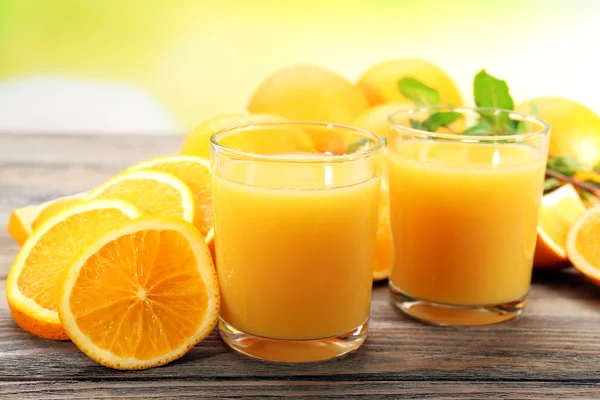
388, 141, 546, 306
213, 160, 381, 340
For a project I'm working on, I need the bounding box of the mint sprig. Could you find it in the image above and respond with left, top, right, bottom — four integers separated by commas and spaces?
396, 69, 533, 136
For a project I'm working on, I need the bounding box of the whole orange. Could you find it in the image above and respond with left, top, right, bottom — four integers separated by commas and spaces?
357, 58, 463, 107
247, 65, 369, 125
516, 97, 600, 167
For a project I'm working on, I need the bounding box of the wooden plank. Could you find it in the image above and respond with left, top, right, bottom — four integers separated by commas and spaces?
2, 279, 600, 387
1, 380, 599, 399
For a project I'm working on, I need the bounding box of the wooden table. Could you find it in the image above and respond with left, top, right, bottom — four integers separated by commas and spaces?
2, 134, 600, 399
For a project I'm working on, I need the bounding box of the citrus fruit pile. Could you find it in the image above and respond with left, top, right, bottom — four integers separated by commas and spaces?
6, 155, 220, 370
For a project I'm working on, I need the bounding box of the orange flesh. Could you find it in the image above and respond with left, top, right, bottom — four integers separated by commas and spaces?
69, 230, 208, 360
91, 178, 186, 219
17, 208, 134, 312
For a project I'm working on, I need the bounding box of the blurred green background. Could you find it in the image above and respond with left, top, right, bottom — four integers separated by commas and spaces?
0, 0, 598, 134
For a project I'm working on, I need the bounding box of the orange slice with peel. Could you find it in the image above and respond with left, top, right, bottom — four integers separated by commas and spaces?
87, 170, 200, 227
7, 193, 85, 245
534, 184, 586, 269
125, 155, 213, 238
6, 199, 141, 340
58, 216, 220, 370
567, 205, 600, 286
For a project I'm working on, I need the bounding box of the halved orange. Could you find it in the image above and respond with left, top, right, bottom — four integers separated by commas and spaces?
124, 155, 213, 238
87, 170, 200, 227
567, 205, 600, 286
373, 183, 394, 281
58, 216, 220, 370
534, 184, 586, 269
7, 193, 85, 245
6, 200, 141, 340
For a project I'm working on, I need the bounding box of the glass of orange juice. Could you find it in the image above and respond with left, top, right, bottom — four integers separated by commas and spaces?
210, 121, 384, 362
387, 106, 550, 326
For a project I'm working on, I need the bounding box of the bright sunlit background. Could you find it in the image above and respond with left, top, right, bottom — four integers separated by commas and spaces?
0, 0, 598, 134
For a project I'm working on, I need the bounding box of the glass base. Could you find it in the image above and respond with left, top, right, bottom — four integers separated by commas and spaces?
389, 282, 527, 326
218, 318, 368, 362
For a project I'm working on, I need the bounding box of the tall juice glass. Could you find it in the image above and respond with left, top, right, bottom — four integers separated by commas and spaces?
387, 107, 550, 326
210, 122, 384, 362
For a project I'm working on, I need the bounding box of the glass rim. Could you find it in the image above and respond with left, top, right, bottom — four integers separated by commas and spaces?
210, 120, 385, 163
388, 105, 551, 142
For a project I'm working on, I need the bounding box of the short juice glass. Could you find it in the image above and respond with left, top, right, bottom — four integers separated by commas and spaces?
210, 122, 384, 362
387, 107, 550, 326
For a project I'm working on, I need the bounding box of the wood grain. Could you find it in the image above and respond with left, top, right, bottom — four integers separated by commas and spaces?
2, 134, 600, 399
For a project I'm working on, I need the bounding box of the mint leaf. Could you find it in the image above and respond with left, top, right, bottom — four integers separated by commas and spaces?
398, 77, 440, 106
462, 120, 493, 136
547, 156, 587, 177
422, 111, 462, 132
346, 137, 370, 154
530, 103, 539, 117
473, 70, 517, 133
474, 70, 514, 110
516, 119, 533, 134
409, 119, 424, 129
515, 103, 540, 134
580, 190, 593, 202
543, 178, 562, 193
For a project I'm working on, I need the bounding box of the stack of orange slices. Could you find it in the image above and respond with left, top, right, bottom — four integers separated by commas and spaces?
6, 155, 220, 370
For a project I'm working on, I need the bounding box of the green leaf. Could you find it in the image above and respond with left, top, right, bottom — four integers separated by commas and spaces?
543, 178, 562, 193
580, 190, 593, 202
473, 70, 515, 110
346, 137, 370, 154
547, 156, 587, 177
422, 111, 462, 132
593, 161, 600, 172
516, 119, 533, 134
398, 77, 440, 106
409, 119, 424, 129
462, 120, 493, 136
515, 102, 539, 134
473, 70, 517, 134
530, 103, 539, 117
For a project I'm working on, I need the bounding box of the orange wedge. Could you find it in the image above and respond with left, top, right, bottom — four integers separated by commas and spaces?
534, 184, 586, 269
373, 183, 394, 281
567, 205, 600, 286
87, 170, 200, 227
58, 216, 220, 370
6, 200, 141, 340
7, 193, 85, 245
125, 155, 213, 238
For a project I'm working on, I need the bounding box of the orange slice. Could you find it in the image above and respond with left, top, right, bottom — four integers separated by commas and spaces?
567, 205, 600, 286
534, 184, 586, 269
6, 200, 141, 340
7, 193, 85, 246
125, 155, 213, 238
58, 216, 220, 370
373, 183, 394, 281
87, 170, 200, 227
